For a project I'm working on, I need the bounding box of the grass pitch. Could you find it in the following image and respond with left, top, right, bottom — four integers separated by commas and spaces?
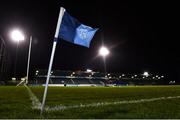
0, 85, 180, 118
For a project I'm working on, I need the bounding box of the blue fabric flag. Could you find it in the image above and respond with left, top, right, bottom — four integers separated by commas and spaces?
58, 11, 98, 48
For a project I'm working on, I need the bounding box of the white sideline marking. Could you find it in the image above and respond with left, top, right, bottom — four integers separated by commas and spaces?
23, 86, 180, 111
44, 96, 180, 111
24, 85, 42, 109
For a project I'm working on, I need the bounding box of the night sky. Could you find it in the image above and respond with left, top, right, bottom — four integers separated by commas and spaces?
0, 1, 179, 80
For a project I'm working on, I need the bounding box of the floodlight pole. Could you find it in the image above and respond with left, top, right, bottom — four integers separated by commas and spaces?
14, 40, 19, 78
40, 7, 65, 114
26, 36, 32, 84
103, 56, 107, 74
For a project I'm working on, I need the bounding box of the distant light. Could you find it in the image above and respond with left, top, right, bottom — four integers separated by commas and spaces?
71, 74, 73, 77
156, 75, 158, 78
21, 78, 26, 81
99, 46, 110, 57
109, 76, 112, 79
105, 75, 107, 78
12, 77, 16, 81
122, 74, 125, 76
72, 72, 75, 74
134, 75, 137, 77
161, 76, 164, 78
51, 71, 53, 74
36, 70, 39, 73
108, 73, 110, 76
10, 29, 25, 42
119, 76, 121, 78
143, 77, 145, 79
86, 69, 92, 73
153, 77, 155, 79
143, 71, 149, 77
131, 76, 134, 78
169, 81, 175, 84
158, 77, 161, 79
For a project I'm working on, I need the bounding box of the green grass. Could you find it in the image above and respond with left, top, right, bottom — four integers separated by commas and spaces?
0, 85, 180, 118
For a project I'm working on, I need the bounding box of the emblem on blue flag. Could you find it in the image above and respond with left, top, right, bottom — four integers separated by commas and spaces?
58, 10, 98, 48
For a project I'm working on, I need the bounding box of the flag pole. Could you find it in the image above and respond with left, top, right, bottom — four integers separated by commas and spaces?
26, 36, 32, 85
40, 7, 65, 114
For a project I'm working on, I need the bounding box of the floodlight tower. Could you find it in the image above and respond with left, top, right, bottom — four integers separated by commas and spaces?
98, 46, 110, 75
10, 29, 25, 78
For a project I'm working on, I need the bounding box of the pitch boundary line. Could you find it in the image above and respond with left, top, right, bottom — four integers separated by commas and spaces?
24, 85, 42, 109
24, 86, 180, 111
44, 96, 180, 111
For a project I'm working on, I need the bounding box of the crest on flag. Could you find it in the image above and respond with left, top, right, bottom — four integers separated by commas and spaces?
78, 28, 88, 40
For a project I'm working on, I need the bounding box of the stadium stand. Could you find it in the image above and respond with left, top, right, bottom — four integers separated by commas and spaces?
31, 70, 167, 86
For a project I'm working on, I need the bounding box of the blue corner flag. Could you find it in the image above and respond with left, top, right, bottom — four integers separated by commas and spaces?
58, 11, 98, 48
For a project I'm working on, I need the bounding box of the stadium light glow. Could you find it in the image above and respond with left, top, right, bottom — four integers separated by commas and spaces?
10, 29, 25, 42
86, 69, 92, 73
143, 71, 149, 77
99, 46, 109, 57
12, 77, 16, 81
